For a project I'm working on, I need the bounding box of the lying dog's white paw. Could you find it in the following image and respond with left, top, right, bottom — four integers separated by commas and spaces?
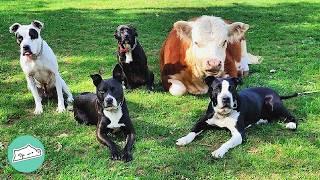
211, 148, 227, 158
176, 132, 196, 146
67, 96, 74, 103
56, 106, 66, 113
286, 122, 296, 130
34, 107, 43, 115
256, 119, 268, 125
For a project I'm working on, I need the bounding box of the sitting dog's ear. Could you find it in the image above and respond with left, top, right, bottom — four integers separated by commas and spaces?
204, 76, 216, 86
9, 23, 21, 34
112, 64, 125, 82
128, 25, 138, 37
114, 30, 120, 40
32, 20, 44, 30
231, 77, 243, 86
90, 74, 103, 87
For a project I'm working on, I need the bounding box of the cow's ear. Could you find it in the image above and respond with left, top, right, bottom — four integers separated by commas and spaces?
228, 22, 249, 43
32, 20, 44, 30
174, 21, 192, 40
90, 74, 103, 87
205, 76, 216, 86
9, 23, 21, 34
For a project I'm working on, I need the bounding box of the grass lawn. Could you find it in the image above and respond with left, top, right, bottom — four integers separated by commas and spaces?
1, 0, 320, 179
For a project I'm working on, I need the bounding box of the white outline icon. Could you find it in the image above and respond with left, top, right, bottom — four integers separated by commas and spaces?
12, 144, 43, 163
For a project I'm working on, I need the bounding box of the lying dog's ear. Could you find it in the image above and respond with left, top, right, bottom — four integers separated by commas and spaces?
205, 76, 216, 86
112, 64, 125, 82
9, 23, 21, 34
32, 20, 44, 30
231, 77, 243, 86
90, 74, 103, 87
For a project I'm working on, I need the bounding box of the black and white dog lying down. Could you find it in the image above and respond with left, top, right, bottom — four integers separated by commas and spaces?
114, 25, 154, 90
176, 76, 298, 158
73, 65, 135, 162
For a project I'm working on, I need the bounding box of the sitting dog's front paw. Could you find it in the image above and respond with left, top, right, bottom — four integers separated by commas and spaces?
56, 106, 66, 113
211, 148, 227, 159
110, 150, 121, 160
122, 152, 133, 162
34, 107, 43, 115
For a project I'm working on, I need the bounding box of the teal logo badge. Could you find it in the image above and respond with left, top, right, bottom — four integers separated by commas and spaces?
7, 135, 45, 173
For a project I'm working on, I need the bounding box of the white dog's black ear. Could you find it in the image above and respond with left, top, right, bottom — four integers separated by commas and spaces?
112, 64, 125, 82
90, 74, 103, 87
204, 76, 216, 86
32, 20, 44, 30
9, 23, 21, 33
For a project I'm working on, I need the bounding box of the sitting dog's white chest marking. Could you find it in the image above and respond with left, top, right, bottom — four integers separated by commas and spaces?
206, 111, 240, 129
103, 108, 125, 129
125, 51, 133, 63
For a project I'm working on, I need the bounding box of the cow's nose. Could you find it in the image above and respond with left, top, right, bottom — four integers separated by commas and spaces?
206, 59, 221, 68
23, 45, 30, 51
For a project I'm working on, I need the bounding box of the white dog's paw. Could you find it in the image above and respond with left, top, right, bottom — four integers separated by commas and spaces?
176, 132, 196, 146
56, 106, 66, 113
34, 107, 43, 115
211, 148, 227, 158
286, 122, 297, 130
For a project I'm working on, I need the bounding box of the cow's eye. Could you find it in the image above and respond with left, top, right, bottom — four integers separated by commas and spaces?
221, 40, 227, 47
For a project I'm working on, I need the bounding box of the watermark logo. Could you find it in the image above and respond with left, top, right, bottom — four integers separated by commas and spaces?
7, 135, 45, 173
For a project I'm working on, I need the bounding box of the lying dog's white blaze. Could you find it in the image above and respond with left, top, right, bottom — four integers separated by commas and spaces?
214, 80, 235, 115
176, 131, 203, 146
103, 94, 125, 129
285, 122, 297, 130
206, 110, 242, 158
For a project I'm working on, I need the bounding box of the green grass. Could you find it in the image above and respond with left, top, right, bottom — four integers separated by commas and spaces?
1, 0, 320, 179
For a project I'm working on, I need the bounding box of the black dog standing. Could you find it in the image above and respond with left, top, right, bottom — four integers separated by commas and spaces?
114, 25, 154, 90
73, 65, 135, 162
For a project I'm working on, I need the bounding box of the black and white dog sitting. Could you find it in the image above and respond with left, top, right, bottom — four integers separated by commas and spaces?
73, 65, 135, 162
176, 76, 298, 158
114, 25, 154, 90
9, 20, 73, 114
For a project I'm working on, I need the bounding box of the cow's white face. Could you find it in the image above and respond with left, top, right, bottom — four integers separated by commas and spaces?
174, 16, 249, 76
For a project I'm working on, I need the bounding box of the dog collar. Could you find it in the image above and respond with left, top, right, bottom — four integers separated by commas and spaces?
31, 40, 44, 60
118, 38, 138, 53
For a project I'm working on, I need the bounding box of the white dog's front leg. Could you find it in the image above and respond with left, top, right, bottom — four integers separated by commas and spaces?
26, 76, 43, 114
212, 128, 242, 158
55, 74, 65, 113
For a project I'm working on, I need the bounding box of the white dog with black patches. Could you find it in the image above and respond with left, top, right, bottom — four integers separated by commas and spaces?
9, 20, 73, 114
177, 76, 298, 158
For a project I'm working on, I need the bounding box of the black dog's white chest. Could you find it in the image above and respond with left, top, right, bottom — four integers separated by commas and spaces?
103, 109, 125, 129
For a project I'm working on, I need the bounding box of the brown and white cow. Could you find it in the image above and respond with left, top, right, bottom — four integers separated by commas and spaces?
160, 15, 256, 96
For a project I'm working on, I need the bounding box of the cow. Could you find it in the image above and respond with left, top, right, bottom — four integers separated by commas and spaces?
160, 15, 259, 96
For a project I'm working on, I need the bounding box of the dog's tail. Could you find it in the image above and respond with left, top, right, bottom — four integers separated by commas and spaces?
280, 90, 320, 100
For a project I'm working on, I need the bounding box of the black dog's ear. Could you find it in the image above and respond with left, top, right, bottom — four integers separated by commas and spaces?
112, 64, 125, 82
90, 74, 103, 87
32, 20, 44, 30
9, 23, 21, 34
128, 24, 138, 37
231, 77, 243, 85
205, 76, 216, 86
